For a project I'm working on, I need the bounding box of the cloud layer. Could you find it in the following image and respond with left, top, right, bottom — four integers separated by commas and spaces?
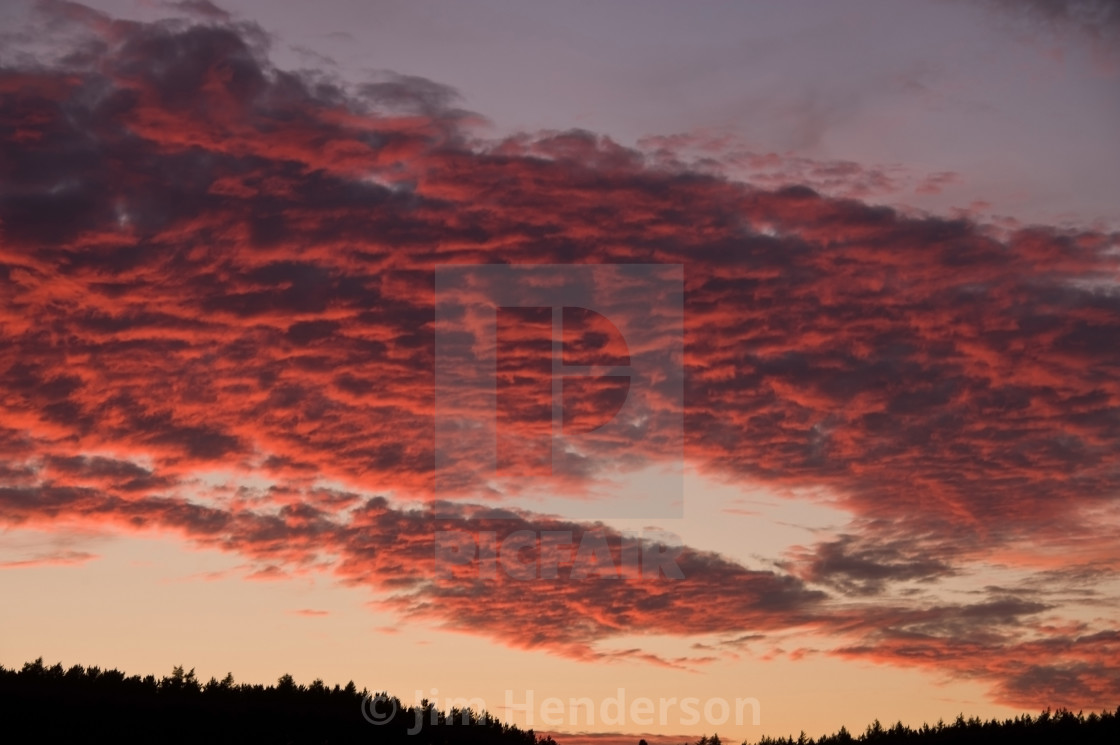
1, 2, 1119, 711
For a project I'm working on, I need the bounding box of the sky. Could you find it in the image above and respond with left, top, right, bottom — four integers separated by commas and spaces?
1, 0, 1119, 741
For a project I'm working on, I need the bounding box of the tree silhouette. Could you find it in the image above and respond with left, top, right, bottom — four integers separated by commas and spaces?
738, 705, 1119, 745
2, 657, 1117, 744
0, 657, 547, 745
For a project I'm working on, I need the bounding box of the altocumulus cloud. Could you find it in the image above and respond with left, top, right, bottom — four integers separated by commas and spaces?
1, 1, 1119, 709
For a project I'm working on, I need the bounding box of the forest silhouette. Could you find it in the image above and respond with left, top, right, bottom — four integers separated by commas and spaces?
2, 657, 552, 744
2, 658, 1117, 744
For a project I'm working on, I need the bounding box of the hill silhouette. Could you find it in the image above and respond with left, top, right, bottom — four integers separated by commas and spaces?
2, 658, 1117, 744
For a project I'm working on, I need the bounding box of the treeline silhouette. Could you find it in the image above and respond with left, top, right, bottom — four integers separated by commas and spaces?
3, 658, 1117, 744
727, 705, 1120, 745
1, 657, 555, 745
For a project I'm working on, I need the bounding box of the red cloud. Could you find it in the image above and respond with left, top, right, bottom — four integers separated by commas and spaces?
1, 2, 1118, 710
0, 550, 98, 569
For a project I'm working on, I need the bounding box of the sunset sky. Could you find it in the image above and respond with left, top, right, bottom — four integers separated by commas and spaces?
1, 0, 1119, 741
